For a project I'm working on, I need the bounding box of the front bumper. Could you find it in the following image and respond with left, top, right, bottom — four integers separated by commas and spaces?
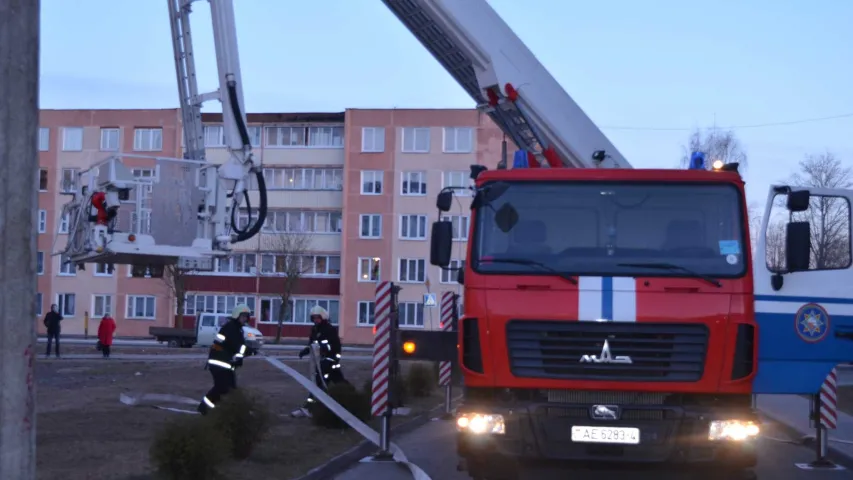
457, 402, 758, 469
245, 339, 264, 354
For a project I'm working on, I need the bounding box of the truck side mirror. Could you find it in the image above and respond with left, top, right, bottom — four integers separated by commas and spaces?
785, 221, 811, 272
436, 191, 453, 212
787, 190, 810, 212
456, 264, 465, 285
430, 221, 453, 267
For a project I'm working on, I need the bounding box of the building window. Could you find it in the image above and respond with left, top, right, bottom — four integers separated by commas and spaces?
37, 252, 44, 275
401, 171, 427, 196
38, 169, 48, 191
204, 125, 225, 147
402, 127, 430, 153
443, 170, 471, 195
129, 210, 152, 235
185, 294, 256, 317
400, 214, 427, 240
58, 212, 70, 234
37, 210, 46, 233
127, 295, 156, 319
38, 127, 49, 151
262, 168, 343, 191
443, 127, 473, 153
133, 128, 163, 151
35, 293, 43, 316
57, 293, 76, 317
247, 126, 261, 146
60, 168, 79, 193
100, 128, 120, 151
93, 295, 113, 317
264, 126, 343, 148
59, 254, 76, 276
361, 170, 383, 195
360, 214, 382, 239
398, 302, 425, 328
95, 262, 113, 276
258, 253, 341, 276
441, 259, 464, 283
214, 253, 257, 274
398, 258, 426, 283
358, 257, 380, 282
357, 301, 375, 326
256, 298, 340, 325
255, 210, 342, 234
442, 214, 470, 241
307, 126, 344, 147
61, 127, 83, 151
361, 127, 385, 153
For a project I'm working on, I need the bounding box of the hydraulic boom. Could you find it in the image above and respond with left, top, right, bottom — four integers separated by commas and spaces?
381, 0, 632, 169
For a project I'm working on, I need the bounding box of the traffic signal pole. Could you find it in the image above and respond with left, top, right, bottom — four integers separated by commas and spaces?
0, 0, 40, 478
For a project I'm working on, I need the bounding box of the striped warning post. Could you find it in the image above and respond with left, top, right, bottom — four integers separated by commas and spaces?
820, 367, 838, 429
371, 281, 393, 417
438, 292, 455, 387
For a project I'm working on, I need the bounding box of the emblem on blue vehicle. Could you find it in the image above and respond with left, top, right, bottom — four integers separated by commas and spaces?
795, 303, 830, 343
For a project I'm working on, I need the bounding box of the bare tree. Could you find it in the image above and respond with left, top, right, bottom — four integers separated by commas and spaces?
746, 201, 763, 251
786, 152, 852, 269
162, 265, 193, 327
261, 232, 314, 344
680, 128, 748, 171
764, 221, 787, 272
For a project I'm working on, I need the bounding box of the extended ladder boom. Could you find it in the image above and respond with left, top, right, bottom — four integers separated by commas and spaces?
382, 0, 632, 169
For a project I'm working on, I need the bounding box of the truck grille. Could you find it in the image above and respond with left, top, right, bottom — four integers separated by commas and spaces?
506, 321, 708, 382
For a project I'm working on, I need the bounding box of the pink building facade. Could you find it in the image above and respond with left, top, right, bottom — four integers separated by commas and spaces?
36, 108, 502, 344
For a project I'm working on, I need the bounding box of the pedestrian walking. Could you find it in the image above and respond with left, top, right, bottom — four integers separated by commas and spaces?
97, 313, 116, 358
44, 304, 63, 358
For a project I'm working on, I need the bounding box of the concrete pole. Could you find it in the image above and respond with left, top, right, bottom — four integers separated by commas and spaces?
0, 0, 40, 479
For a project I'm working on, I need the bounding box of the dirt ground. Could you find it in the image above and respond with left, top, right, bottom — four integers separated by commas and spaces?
35, 357, 444, 480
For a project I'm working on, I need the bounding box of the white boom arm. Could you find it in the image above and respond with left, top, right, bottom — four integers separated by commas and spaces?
381, 0, 631, 169
55, 0, 266, 274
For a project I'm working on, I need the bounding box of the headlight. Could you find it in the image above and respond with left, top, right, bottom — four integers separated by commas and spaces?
456, 413, 505, 435
246, 332, 255, 338
708, 420, 760, 441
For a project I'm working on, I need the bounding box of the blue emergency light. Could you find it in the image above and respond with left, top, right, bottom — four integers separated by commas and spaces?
513, 150, 530, 168
689, 151, 706, 170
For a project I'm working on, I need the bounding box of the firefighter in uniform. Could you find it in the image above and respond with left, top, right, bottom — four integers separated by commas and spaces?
291, 305, 346, 417
198, 304, 250, 415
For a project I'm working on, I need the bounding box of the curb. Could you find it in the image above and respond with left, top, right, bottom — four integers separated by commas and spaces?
294, 400, 456, 480
759, 408, 853, 469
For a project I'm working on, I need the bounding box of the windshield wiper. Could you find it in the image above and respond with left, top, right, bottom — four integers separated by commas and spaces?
482, 258, 578, 285
616, 262, 722, 288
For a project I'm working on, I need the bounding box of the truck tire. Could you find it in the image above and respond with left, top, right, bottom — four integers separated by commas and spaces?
167, 339, 179, 348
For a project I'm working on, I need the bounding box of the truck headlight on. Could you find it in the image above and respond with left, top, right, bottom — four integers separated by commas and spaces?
708, 420, 760, 441
456, 413, 505, 435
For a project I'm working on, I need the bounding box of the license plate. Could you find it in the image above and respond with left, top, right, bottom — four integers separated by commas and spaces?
571, 426, 640, 445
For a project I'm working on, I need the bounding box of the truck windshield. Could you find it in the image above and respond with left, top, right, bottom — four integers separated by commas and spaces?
472, 181, 747, 278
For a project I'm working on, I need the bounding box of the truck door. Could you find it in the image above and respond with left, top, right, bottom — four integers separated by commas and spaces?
753, 185, 853, 394
196, 314, 218, 347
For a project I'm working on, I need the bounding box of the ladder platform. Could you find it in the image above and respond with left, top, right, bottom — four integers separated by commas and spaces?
64, 232, 218, 271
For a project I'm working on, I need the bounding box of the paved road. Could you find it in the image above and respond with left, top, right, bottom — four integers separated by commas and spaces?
37, 353, 372, 362
336, 417, 853, 480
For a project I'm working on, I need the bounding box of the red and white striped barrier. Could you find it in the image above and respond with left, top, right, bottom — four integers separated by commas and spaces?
371, 281, 393, 417
820, 367, 838, 429
438, 292, 455, 387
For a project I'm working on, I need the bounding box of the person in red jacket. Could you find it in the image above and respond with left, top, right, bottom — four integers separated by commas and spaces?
98, 314, 117, 358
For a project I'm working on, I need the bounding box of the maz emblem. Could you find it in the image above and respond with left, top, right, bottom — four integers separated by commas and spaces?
580, 340, 633, 364
591, 405, 621, 421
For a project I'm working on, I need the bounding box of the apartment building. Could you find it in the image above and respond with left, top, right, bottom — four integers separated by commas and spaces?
36, 108, 503, 344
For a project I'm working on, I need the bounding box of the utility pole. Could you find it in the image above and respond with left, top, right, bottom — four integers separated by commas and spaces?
0, 0, 40, 479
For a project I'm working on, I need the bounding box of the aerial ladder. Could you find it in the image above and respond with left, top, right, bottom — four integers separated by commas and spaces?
380, 0, 632, 170
56, 0, 268, 274
57, 0, 629, 273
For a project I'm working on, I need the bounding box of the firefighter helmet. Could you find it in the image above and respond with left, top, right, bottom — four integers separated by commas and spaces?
231, 304, 251, 319
309, 305, 329, 321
